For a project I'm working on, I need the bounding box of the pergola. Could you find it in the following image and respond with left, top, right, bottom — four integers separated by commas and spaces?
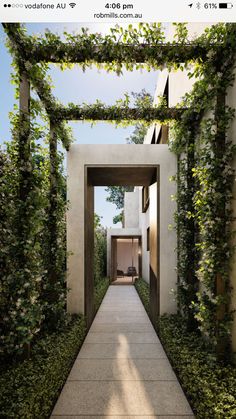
3, 22, 236, 356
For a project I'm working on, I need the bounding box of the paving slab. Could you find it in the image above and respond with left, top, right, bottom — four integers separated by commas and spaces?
52, 416, 195, 419
85, 331, 159, 344
51, 381, 193, 416
101, 300, 144, 304
98, 306, 146, 312
94, 316, 150, 324
77, 343, 167, 359
94, 309, 149, 323
67, 358, 176, 381
51, 285, 194, 418
89, 322, 154, 333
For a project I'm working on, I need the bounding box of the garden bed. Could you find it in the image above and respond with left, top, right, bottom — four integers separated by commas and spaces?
0, 278, 110, 419
135, 278, 236, 419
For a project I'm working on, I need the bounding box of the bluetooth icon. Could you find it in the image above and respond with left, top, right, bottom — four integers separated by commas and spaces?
196, 2, 201, 8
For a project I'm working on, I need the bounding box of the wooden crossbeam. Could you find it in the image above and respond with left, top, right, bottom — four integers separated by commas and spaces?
2, 23, 208, 65
28, 43, 208, 64
52, 105, 185, 122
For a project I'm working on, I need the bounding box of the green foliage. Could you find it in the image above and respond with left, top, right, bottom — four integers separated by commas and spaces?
134, 280, 236, 418
105, 185, 133, 225
134, 278, 150, 316
2, 20, 236, 359
105, 186, 133, 210
158, 315, 236, 419
190, 112, 236, 343
2, 22, 207, 140
125, 89, 152, 144
0, 136, 67, 357
0, 315, 86, 419
4, 23, 207, 71
169, 23, 236, 350
113, 212, 124, 225
0, 141, 49, 358
0, 279, 109, 418
94, 215, 107, 285
94, 277, 110, 313
126, 123, 148, 144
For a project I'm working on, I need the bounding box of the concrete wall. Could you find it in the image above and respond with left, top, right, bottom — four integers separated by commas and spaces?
124, 190, 139, 228
67, 144, 177, 315
138, 186, 150, 284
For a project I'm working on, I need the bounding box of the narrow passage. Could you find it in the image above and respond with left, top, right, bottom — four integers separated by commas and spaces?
51, 285, 194, 418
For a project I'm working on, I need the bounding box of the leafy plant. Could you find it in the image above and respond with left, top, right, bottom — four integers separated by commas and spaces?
94, 214, 107, 285
0, 279, 109, 418
135, 279, 236, 418
158, 315, 236, 419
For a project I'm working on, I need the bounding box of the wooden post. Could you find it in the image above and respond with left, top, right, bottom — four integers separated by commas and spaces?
215, 90, 227, 358
176, 155, 181, 314
48, 121, 59, 293
186, 125, 198, 330
18, 70, 31, 246
19, 69, 31, 357
149, 168, 160, 326
84, 179, 95, 328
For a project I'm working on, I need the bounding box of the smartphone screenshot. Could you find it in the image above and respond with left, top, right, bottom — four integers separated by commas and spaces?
1, 1, 236, 418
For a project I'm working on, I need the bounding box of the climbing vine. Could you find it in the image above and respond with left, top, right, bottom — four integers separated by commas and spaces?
192, 112, 236, 346
169, 23, 236, 354
1, 21, 236, 359
94, 215, 107, 285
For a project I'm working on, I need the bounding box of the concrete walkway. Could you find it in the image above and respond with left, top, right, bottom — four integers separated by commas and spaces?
51, 285, 194, 418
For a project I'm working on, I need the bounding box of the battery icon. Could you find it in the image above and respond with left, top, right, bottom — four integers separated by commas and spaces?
219, 3, 233, 7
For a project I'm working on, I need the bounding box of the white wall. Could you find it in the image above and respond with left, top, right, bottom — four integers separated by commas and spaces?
124, 190, 139, 228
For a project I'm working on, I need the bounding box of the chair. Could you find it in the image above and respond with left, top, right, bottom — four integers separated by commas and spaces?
117, 269, 124, 277
126, 266, 137, 276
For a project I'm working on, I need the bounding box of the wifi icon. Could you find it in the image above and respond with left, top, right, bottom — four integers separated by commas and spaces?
69, 2, 76, 7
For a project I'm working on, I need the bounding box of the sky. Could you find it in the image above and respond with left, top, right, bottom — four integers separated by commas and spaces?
0, 23, 159, 227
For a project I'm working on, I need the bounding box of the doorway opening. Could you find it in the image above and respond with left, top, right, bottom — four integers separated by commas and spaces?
111, 236, 142, 285
85, 164, 160, 327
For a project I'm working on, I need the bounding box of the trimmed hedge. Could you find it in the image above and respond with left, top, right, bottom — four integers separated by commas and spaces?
94, 277, 110, 312
135, 278, 236, 419
0, 278, 110, 418
159, 315, 236, 418
135, 277, 150, 315
0, 315, 86, 418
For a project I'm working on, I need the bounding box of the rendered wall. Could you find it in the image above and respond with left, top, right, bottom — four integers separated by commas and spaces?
138, 187, 151, 284
124, 190, 139, 228
67, 144, 177, 315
